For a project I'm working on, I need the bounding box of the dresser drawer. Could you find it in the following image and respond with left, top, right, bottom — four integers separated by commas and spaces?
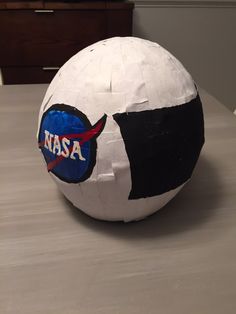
1, 66, 59, 84
0, 1, 134, 84
0, 9, 107, 66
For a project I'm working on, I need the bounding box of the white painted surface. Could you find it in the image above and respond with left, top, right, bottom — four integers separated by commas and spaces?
39, 37, 198, 222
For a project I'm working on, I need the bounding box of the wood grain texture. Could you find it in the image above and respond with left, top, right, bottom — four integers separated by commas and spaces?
1, 67, 59, 84
0, 85, 236, 314
0, 10, 107, 66
0, 1, 134, 84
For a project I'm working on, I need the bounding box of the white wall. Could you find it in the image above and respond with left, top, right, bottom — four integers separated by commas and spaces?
133, 1, 236, 111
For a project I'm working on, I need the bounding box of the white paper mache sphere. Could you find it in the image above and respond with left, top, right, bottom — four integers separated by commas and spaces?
37, 37, 204, 222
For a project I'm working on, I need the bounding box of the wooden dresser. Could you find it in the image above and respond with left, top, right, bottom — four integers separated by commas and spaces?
0, 1, 134, 84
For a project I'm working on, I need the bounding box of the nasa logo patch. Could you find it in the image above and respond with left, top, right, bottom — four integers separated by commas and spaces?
38, 104, 107, 183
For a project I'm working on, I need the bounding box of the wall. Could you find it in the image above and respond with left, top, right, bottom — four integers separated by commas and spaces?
132, 1, 236, 112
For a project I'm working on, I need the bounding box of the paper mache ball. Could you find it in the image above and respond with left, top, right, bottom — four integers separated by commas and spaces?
37, 37, 204, 222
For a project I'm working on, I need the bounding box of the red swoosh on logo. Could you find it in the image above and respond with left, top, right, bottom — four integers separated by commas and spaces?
39, 114, 107, 171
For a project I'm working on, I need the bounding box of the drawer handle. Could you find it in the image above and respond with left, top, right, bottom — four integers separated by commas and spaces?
42, 67, 60, 71
34, 10, 54, 14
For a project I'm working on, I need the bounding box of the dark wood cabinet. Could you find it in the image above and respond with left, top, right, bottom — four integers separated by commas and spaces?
0, 1, 134, 84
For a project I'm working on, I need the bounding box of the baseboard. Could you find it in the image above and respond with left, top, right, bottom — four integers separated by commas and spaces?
134, 0, 236, 8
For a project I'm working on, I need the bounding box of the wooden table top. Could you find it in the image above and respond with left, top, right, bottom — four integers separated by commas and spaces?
0, 84, 236, 314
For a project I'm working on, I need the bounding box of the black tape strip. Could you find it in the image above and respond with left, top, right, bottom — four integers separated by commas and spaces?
113, 95, 204, 199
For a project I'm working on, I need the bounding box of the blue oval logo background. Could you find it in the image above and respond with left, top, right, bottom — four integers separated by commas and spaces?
38, 104, 106, 183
